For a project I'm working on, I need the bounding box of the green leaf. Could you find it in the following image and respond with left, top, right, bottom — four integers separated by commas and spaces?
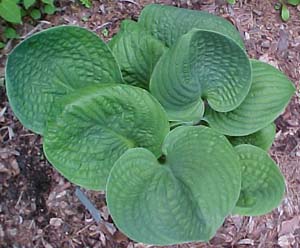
21, 8, 27, 17
205, 59, 295, 136
44, 84, 169, 190
4, 27, 19, 39
150, 29, 251, 122
79, 0, 92, 8
44, 4, 56, 14
101, 28, 109, 37
23, 0, 36, 9
0, 42, 5, 49
0, 0, 22, 23
41, 0, 54, 5
281, 4, 290, 21
227, 0, 236, 3
233, 145, 285, 216
30, 9, 41, 20
5, 26, 123, 134
228, 123, 276, 150
139, 4, 245, 49
287, 0, 300, 6
109, 20, 167, 89
274, 3, 281, 10
107, 126, 241, 245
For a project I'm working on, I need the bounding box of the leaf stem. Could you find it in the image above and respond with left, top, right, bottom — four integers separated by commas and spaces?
75, 187, 102, 223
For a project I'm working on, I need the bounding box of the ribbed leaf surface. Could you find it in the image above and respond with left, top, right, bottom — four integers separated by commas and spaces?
233, 145, 285, 216
107, 126, 241, 245
150, 29, 251, 122
205, 60, 295, 136
228, 123, 276, 150
109, 20, 167, 89
44, 85, 169, 190
139, 4, 244, 48
5, 26, 122, 134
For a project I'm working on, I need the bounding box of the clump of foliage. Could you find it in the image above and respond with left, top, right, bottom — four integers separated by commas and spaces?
0, 0, 56, 48
278, 0, 300, 21
79, 0, 92, 8
5, 4, 295, 245
0, 0, 56, 24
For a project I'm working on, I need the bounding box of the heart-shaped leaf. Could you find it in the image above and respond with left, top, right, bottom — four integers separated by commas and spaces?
109, 20, 167, 89
139, 4, 245, 49
233, 145, 285, 216
107, 126, 241, 245
44, 84, 169, 190
0, 0, 22, 23
205, 59, 295, 136
150, 29, 251, 122
5, 26, 123, 134
228, 123, 276, 150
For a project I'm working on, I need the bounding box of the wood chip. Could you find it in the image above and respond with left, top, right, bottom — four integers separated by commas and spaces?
237, 238, 255, 245
49, 218, 63, 227
278, 233, 295, 247
279, 216, 300, 236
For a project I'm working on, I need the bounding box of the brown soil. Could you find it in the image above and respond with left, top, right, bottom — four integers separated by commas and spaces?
0, 1, 299, 247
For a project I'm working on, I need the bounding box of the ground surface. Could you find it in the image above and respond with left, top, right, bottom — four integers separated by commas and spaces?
0, 0, 299, 247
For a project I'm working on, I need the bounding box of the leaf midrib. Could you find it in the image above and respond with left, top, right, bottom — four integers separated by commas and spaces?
86, 124, 136, 149
162, 165, 210, 236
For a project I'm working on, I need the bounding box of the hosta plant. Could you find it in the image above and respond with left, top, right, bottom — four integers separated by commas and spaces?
5, 4, 295, 245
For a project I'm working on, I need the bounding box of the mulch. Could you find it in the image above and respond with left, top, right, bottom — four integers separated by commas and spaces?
0, 0, 299, 247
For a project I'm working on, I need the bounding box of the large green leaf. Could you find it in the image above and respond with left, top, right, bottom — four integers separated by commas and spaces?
109, 20, 167, 89
233, 145, 285, 216
228, 123, 276, 150
0, 0, 22, 23
43, 84, 169, 190
150, 29, 251, 122
288, 0, 300, 6
107, 126, 241, 245
205, 60, 295, 136
139, 4, 244, 49
5, 26, 123, 134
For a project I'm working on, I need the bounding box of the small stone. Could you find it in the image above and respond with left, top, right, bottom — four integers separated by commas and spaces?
49, 218, 63, 227
7, 228, 17, 236
244, 32, 250, 40
261, 40, 271, 49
